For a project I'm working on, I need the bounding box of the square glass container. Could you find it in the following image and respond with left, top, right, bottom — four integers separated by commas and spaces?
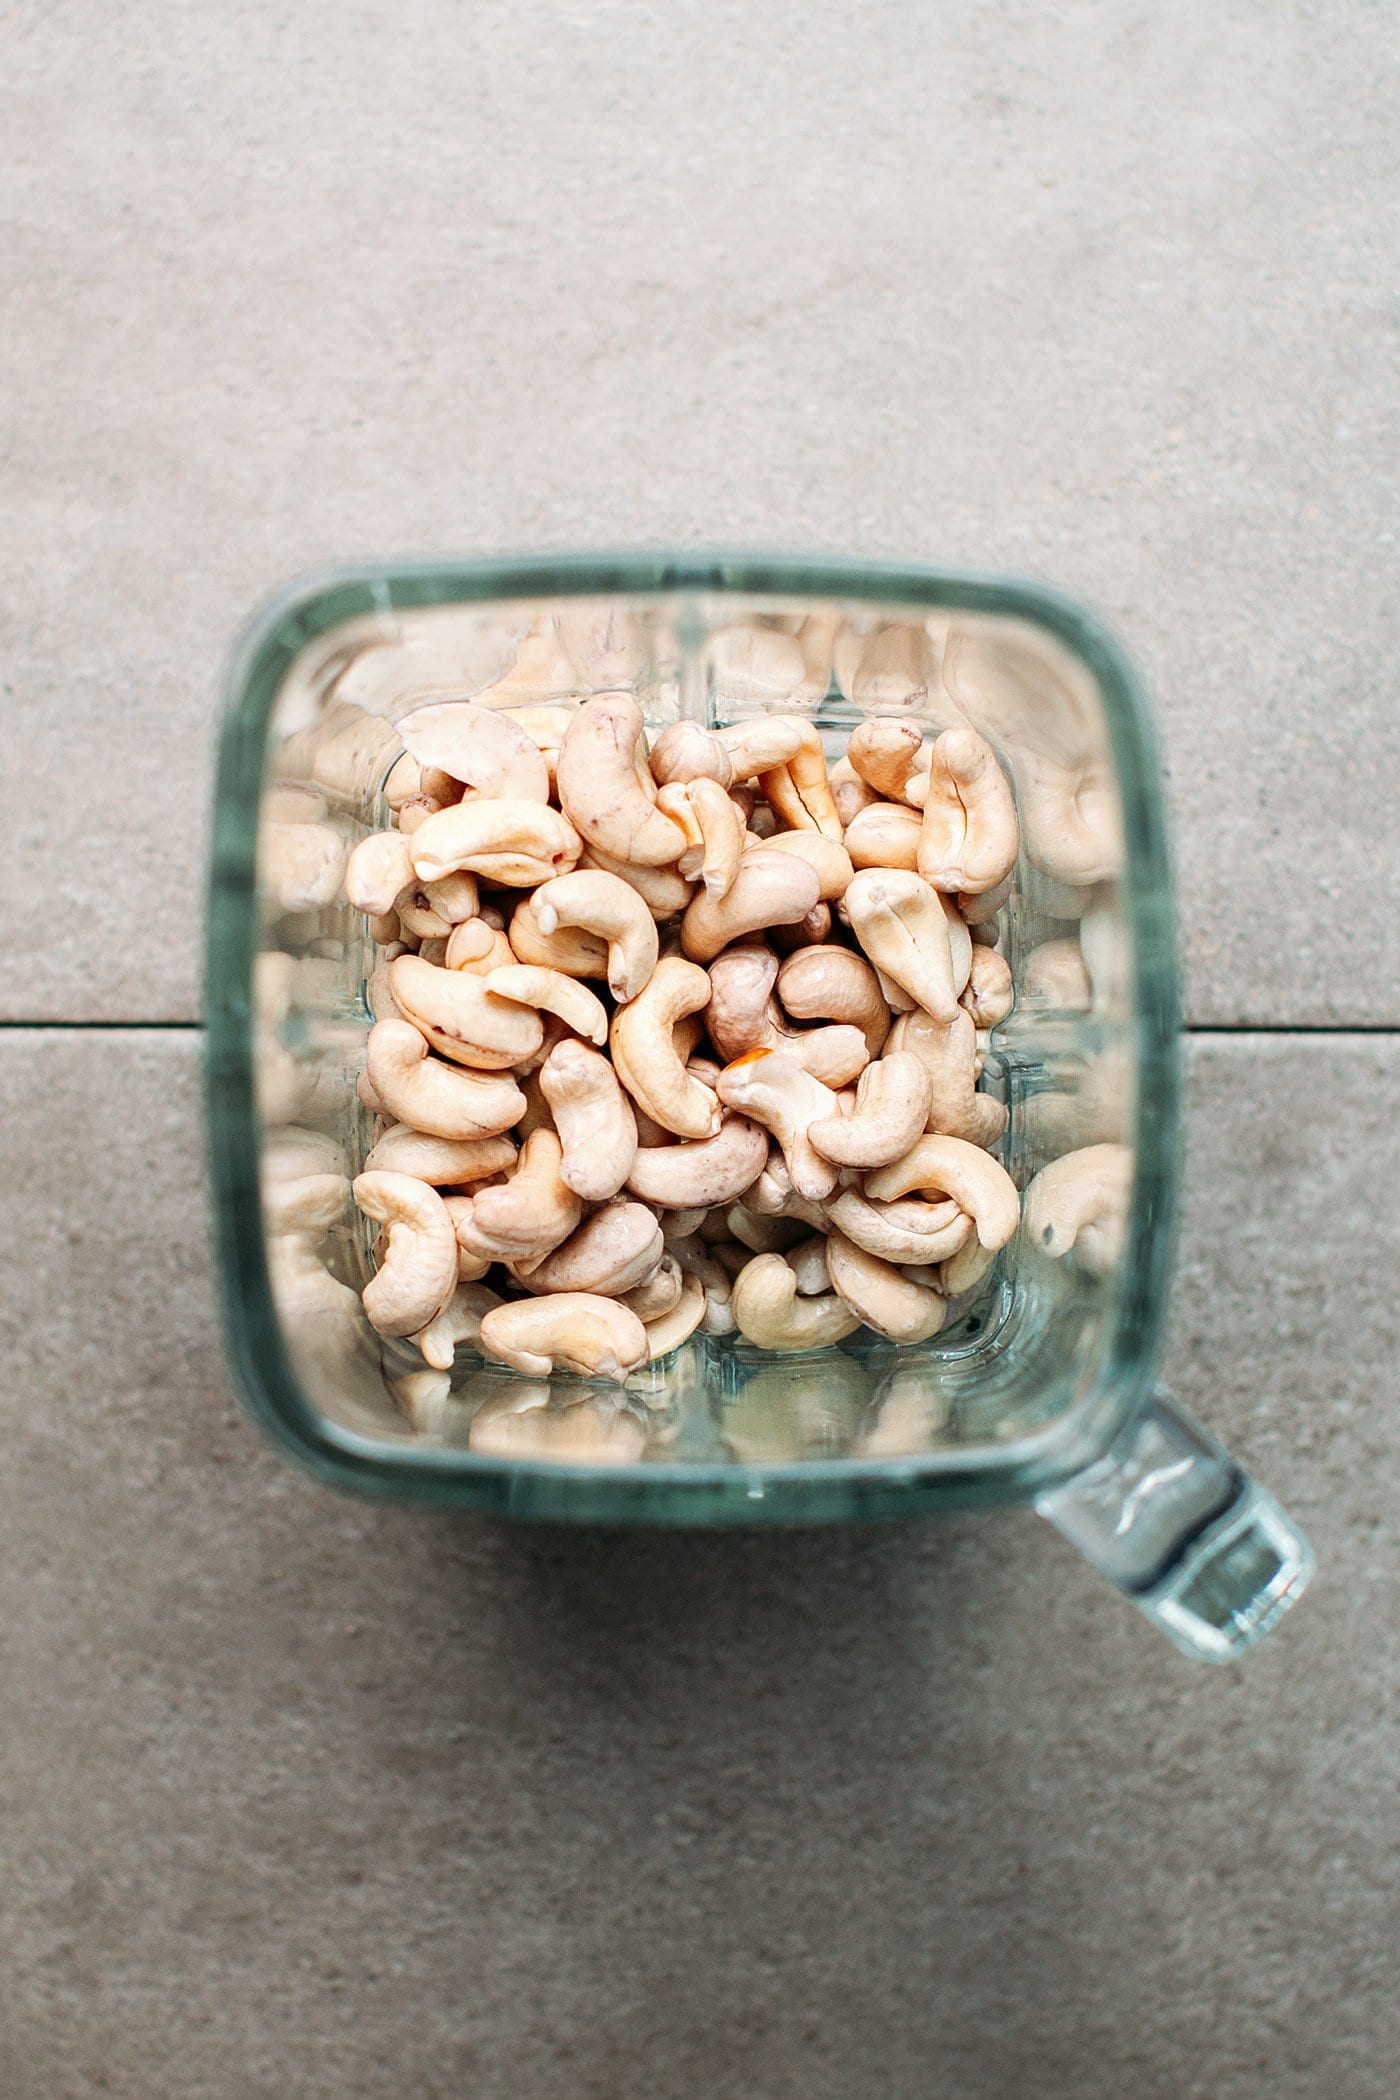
207, 554, 1311, 1660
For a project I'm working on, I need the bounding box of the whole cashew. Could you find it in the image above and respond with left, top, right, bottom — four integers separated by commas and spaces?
808, 1052, 934, 1168
622, 1253, 684, 1323
1021, 938, 1093, 1012
534, 869, 660, 1003
850, 622, 940, 714
846, 718, 927, 803
508, 893, 611, 980
843, 801, 922, 872
414, 1281, 502, 1369
743, 1150, 830, 1232
610, 957, 720, 1139
730, 1252, 860, 1352
865, 1135, 1021, 1251
365, 1020, 525, 1139
388, 953, 543, 1071
518, 1199, 664, 1298
844, 869, 967, 1022
655, 777, 746, 900
716, 717, 843, 842
579, 841, 697, 918
395, 700, 552, 802
540, 1037, 639, 1201
775, 946, 891, 1061
824, 1189, 974, 1266
263, 821, 348, 914
409, 798, 582, 888
477, 1293, 650, 1383
352, 1171, 459, 1339
625, 1111, 768, 1210
961, 945, 1015, 1029
345, 830, 416, 916
704, 623, 806, 705
456, 1127, 583, 1262
1023, 1143, 1132, 1276
556, 693, 689, 866
364, 1124, 518, 1185
482, 963, 609, 1047
715, 1048, 841, 1201
916, 729, 1019, 896
649, 720, 735, 790
762, 829, 854, 900
680, 847, 821, 963
886, 1008, 1006, 1148
825, 1231, 948, 1344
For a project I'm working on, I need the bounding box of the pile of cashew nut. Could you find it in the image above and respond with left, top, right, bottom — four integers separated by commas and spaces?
341, 688, 1124, 1403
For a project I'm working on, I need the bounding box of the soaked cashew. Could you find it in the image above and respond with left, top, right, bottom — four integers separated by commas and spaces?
655, 777, 746, 900
640, 1271, 707, 1359
345, 831, 416, 916
458, 1128, 583, 1264
389, 953, 543, 1071
843, 868, 966, 1021
847, 718, 927, 803
519, 1200, 664, 1298
775, 946, 891, 1061
886, 1008, 1006, 1149
680, 848, 821, 963
534, 869, 660, 1003
556, 693, 689, 866
843, 800, 923, 871
762, 829, 854, 900
609, 957, 719, 1139
649, 720, 735, 790
352, 1171, 459, 1339
961, 945, 1015, 1029
477, 1293, 650, 1383
622, 1254, 685, 1324
364, 1124, 517, 1185
508, 893, 611, 980
540, 1037, 639, 1201
730, 1252, 860, 1352
625, 1112, 769, 1210
1024, 1143, 1132, 1276
415, 1282, 503, 1369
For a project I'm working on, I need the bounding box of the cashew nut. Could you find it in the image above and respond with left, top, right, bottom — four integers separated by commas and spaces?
649, 720, 735, 790
680, 847, 821, 963
414, 1281, 503, 1369
365, 1019, 525, 1139
477, 1293, 650, 1383
507, 892, 611, 980
844, 868, 966, 1022
518, 1200, 664, 1298
829, 755, 880, 828
625, 1111, 768, 1210
453, 1127, 583, 1263
555, 693, 688, 866
824, 1189, 974, 1266
364, 1123, 517, 1186
774, 946, 891, 1061
395, 700, 552, 802
715, 1048, 841, 1201
825, 1232, 948, 1343
345, 830, 416, 916
730, 1252, 859, 1352
409, 798, 582, 888
482, 963, 609, 1047
1023, 1143, 1132, 1275
622, 1254, 684, 1324
761, 828, 854, 900
865, 1135, 1021, 1251
961, 944, 1015, 1029
352, 1171, 459, 1339
843, 800, 923, 872
609, 957, 719, 1139
539, 1036, 639, 1201
389, 953, 543, 1070
445, 917, 520, 975
655, 776, 746, 900
847, 718, 927, 803
534, 869, 659, 1003
886, 1008, 1006, 1148
807, 1052, 934, 1168
916, 728, 1019, 896
640, 1272, 707, 1359
579, 841, 697, 918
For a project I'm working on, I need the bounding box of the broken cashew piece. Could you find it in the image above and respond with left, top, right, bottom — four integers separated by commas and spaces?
534, 869, 660, 1003
1023, 1143, 1132, 1276
556, 692, 689, 867
365, 1019, 525, 1140
916, 728, 1019, 896
609, 957, 720, 1140
477, 1294, 650, 1384
865, 1135, 1021, 1251
730, 1252, 860, 1352
715, 1048, 841, 1202
808, 1052, 934, 1168
539, 1036, 639, 1201
825, 1232, 948, 1343
352, 1171, 459, 1339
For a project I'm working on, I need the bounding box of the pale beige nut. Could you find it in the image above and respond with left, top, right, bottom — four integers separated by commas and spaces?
1023, 1143, 1132, 1276
825, 1231, 948, 1343
621, 1254, 684, 1324
775, 945, 891, 1061
498, 702, 578, 792
420, 870, 480, 926
865, 1134, 1020, 1251
1020, 938, 1093, 1012
655, 777, 746, 900
785, 1235, 831, 1297
960, 874, 1011, 928
263, 820, 348, 914
704, 623, 806, 706
409, 798, 582, 888
641, 1271, 706, 1358
762, 828, 854, 900
940, 1234, 999, 1300
469, 1390, 649, 1461
395, 791, 450, 836
414, 1281, 503, 1369
394, 700, 552, 802
886, 1009, 1006, 1148
609, 957, 719, 1140
365, 1018, 525, 1140
648, 720, 735, 791
454, 1128, 583, 1263
518, 1199, 664, 1297
579, 841, 697, 917
352, 1170, 459, 1339
743, 1150, 829, 1232
669, 1237, 737, 1335
916, 728, 1019, 896
1018, 749, 1124, 887
444, 917, 518, 975
843, 801, 923, 872
705, 941, 870, 1089
367, 943, 410, 1023
730, 1252, 860, 1352
389, 953, 543, 1071
829, 756, 880, 828
850, 621, 939, 714
395, 884, 453, 939
477, 1293, 650, 1383
844, 868, 967, 1022
808, 1052, 934, 1168
383, 751, 423, 809
680, 847, 821, 963
716, 716, 843, 842
556, 692, 689, 866
961, 945, 1015, 1029
625, 1112, 768, 1210
847, 718, 927, 802
439, 1199, 498, 1282
261, 1170, 351, 1239
824, 1189, 974, 1266
364, 1124, 517, 1185
507, 893, 611, 980
540, 1037, 639, 1201
533, 868, 660, 1003
418, 766, 464, 807
345, 830, 416, 916
715, 1047, 841, 1201
553, 603, 645, 690
482, 963, 609, 1047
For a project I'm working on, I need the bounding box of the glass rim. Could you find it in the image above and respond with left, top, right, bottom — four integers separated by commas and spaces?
205, 549, 1180, 1520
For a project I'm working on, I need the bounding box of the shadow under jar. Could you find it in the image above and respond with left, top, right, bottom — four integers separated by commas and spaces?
207, 553, 1312, 1662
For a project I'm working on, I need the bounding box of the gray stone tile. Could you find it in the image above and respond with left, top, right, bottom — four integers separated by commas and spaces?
2, 4, 1399, 1022
0, 1026, 1394, 2097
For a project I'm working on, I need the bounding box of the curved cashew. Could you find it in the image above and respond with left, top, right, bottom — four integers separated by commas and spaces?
716, 716, 843, 841
261, 1170, 350, 1239
478, 1293, 650, 1384
655, 777, 746, 900
886, 1009, 1006, 1148
844, 869, 967, 1022
680, 848, 821, 963
1019, 749, 1124, 887
364, 1124, 517, 1185
808, 1052, 934, 1168
847, 718, 926, 803
395, 700, 552, 802
345, 830, 415, 916
414, 1281, 503, 1370
961, 945, 1014, 1029
622, 1253, 684, 1323
445, 917, 517, 975
705, 941, 778, 1057
916, 728, 1019, 896
625, 1111, 768, 1210
440, 1198, 495, 1281
762, 829, 854, 900
383, 751, 422, 809
533, 869, 659, 1003
744, 1150, 830, 1232
829, 756, 880, 828
539, 1037, 639, 1201
609, 957, 719, 1139
389, 953, 543, 1071
649, 720, 735, 791
409, 798, 581, 888
641, 1271, 706, 1359
365, 1019, 525, 1139
960, 874, 1011, 928
825, 1231, 948, 1343
393, 792, 446, 837
1024, 1143, 1132, 1276
578, 841, 697, 918
843, 801, 922, 872
481, 963, 609, 1047
730, 1252, 859, 1352
555, 693, 688, 866
1021, 938, 1092, 1012
395, 883, 453, 939
714, 717, 805, 778
775, 945, 891, 1061
865, 1135, 1020, 1250
352, 1171, 459, 1339
728, 1203, 808, 1254
825, 1189, 973, 1266
507, 893, 610, 980
420, 870, 480, 927
715, 1048, 840, 1201
455, 1128, 583, 1263
519, 1200, 664, 1298
669, 1237, 737, 1336
470, 1389, 648, 1462
940, 1234, 999, 1300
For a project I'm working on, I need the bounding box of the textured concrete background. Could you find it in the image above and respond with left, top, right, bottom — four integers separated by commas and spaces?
2, 1, 1398, 2094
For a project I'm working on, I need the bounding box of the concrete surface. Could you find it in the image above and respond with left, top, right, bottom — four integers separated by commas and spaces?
3, 2, 1399, 2095
2, 0, 1399, 1024
0, 1030, 1396, 2100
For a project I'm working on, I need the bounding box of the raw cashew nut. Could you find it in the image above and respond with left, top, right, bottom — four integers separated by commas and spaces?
715, 1048, 841, 1202
829, 756, 880, 827
609, 957, 719, 1140
843, 801, 922, 872
649, 720, 735, 790
1021, 938, 1093, 1012
365, 1019, 525, 1139
730, 1252, 860, 1352
808, 1052, 934, 1168
824, 1189, 974, 1266
389, 953, 543, 1070
680, 848, 821, 963
263, 821, 348, 913
865, 1135, 1021, 1251
886, 1008, 1006, 1148
622, 1254, 684, 1324
507, 893, 611, 980
850, 622, 940, 714
409, 798, 582, 888
625, 1111, 768, 1209
825, 1232, 948, 1344
775, 946, 891, 1061
534, 869, 660, 1003
717, 717, 843, 842
540, 1037, 639, 1201
847, 719, 927, 803
520, 1200, 664, 1298
916, 728, 1019, 896
844, 869, 967, 1022
704, 623, 806, 705
940, 1235, 999, 1300
457, 1128, 583, 1262
556, 693, 689, 866
483, 963, 609, 1047
477, 1293, 650, 1383
655, 777, 746, 900
352, 1171, 459, 1339
345, 830, 416, 916
1023, 1143, 1132, 1275
364, 1124, 517, 1185
961, 945, 1015, 1029
762, 829, 854, 900
641, 1272, 706, 1359
445, 917, 519, 975
395, 701, 552, 802
578, 843, 697, 918
415, 1282, 503, 1369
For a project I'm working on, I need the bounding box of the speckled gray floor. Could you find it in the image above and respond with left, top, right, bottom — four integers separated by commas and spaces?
3, 1, 1398, 2092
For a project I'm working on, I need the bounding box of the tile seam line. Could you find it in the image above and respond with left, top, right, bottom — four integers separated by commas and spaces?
0, 1021, 1398, 1038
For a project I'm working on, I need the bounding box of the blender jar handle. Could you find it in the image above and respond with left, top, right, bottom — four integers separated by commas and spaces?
1036, 1390, 1313, 1661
